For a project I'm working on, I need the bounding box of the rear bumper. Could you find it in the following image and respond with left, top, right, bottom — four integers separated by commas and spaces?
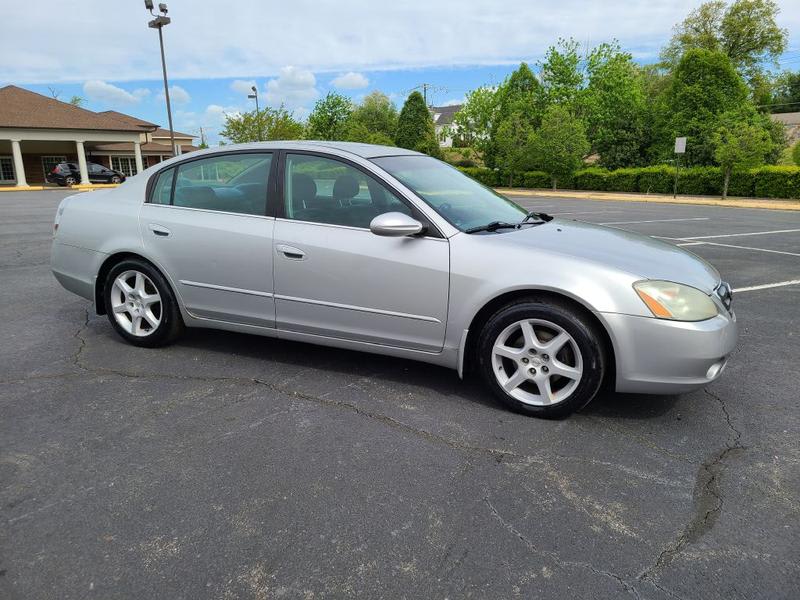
601, 310, 738, 394
51, 241, 103, 302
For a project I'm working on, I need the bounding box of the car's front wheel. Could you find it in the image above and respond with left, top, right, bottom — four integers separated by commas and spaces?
111, 176, 121, 184
103, 259, 183, 347
476, 298, 606, 418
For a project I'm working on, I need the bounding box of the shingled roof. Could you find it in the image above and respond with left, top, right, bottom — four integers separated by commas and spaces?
0, 85, 155, 132
429, 104, 463, 127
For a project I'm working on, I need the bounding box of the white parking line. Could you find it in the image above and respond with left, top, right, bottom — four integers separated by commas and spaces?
734, 280, 800, 292
697, 240, 800, 257
676, 241, 707, 246
599, 217, 710, 225
551, 210, 625, 216
679, 228, 800, 240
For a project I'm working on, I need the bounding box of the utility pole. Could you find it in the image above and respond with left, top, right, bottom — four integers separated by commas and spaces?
145, 1, 177, 157
409, 83, 447, 107
247, 85, 262, 141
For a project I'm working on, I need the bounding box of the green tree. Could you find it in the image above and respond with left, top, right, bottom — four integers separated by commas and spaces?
451, 86, 499, 157
583, 42, 648, 169
713, 111, 773, 197
346, 91, 398, 140
792, 142, 800, 167
529, 105, 590, 190
306, 92, 352, 140
662, 0, 788, 81
395, 91, 441, 157
68, 95, 85, 107
657, 49, 750, 166
220, 107, 304, 143
494, 112, 535, 186
538, 38, 584, 111
771, 71, 800, 113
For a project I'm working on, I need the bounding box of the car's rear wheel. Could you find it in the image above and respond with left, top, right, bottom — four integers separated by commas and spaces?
476, 298, 606, 418
111, 176, 121, 184
65, 176, 76, 186
103, 259, 183, 347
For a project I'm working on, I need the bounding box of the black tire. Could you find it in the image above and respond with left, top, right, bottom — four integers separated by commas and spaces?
103, 258, 184, 348
111, 176, 121, 184
476, 298, 606, 418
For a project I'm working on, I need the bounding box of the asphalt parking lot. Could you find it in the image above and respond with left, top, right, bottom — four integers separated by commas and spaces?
1, 190, 799, 600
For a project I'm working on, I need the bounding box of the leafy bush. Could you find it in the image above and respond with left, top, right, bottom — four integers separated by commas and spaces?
454, 158, 478, 168
753, 166, 800, 199
458, 164, 800, 198
458, 167, 500, 187
793, 143, 800, 167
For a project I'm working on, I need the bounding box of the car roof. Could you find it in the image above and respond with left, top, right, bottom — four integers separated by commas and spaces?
199, 140, 424, 159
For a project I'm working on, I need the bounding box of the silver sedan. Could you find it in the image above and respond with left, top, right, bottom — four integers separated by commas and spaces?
51, 141, 737, 417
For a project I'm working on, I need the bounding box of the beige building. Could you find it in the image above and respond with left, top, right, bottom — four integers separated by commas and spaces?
770, 111, 800, 145
0, 85, 196, 186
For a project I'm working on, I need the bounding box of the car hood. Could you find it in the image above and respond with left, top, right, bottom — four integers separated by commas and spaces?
497, 218, 721, 293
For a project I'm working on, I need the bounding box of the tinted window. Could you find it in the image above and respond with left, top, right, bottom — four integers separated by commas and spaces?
372, 155, 526, 231
150, 167, 174, 205
284, 154, 411, 229
151, 153, 272, 215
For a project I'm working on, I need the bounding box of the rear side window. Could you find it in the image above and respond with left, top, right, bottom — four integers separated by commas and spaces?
149, 153, 272, 216
150, 167, 174, 205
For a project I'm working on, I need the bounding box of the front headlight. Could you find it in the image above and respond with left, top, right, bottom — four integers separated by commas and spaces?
633, 280, 719, 321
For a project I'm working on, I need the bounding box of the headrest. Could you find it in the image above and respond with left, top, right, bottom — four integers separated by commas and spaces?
333, 174, 359, 199
292, 174, 317, 200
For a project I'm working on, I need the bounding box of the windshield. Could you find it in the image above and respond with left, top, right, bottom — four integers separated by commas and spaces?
372, 155, 526, 231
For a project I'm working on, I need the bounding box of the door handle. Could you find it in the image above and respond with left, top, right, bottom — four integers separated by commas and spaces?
276, 244, 306, 260
148, 224, 171, 237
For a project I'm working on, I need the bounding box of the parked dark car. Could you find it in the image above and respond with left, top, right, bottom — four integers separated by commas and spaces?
46, 162, 126, 186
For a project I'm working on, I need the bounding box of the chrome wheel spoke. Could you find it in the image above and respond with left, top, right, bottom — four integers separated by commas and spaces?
494, 344, 525, 360
114, 278, 133, 295
539, 376, 555, 404
544, 332, 570, 355
140, 292, 159, 307
112, 303, 128, 314
502, 369, 527, 392
134, 272, 146, 295
143, 308, 159, 328
549, 358, 581, 381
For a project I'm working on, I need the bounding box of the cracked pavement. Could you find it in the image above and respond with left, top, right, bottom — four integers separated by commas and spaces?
1, 191, 799, 599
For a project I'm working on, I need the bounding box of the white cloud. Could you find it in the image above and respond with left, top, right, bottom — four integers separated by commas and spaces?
4, 1, 799, 83
82, 80, 143, 105
331, 71, 369, 89
264, 66, 318, 108
441, 97, 465, 106
160, 84, 191, 104
230, 79, 258, 95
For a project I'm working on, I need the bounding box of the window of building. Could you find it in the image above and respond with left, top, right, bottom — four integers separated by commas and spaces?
41, 156, 67, 178
111, 156, 138, 177
151, 153, 272, 216
0, 157, 15, 182
283, 153, 412, 229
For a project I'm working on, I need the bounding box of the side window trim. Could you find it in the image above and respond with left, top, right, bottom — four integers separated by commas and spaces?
276, 149, 442, 238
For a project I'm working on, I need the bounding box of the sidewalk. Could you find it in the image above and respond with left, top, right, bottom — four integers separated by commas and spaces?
496, 187, 800, 211
0, 183, 119, 192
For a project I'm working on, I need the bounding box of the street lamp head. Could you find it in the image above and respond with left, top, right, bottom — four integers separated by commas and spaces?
144, 0, 154, 10
251, 86, 257, 94
159, 3, 168, 14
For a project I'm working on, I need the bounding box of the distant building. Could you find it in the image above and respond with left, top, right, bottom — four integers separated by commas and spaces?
0, 85, 197, 186
429, 104, 462, 147
770, 111, 800, 145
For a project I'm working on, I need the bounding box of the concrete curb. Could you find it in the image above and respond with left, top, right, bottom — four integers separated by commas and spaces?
495, 188, 800, 211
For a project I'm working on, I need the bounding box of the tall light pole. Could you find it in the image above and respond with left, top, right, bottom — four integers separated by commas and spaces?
145, 1, 177, 157
247, 85, 262, 141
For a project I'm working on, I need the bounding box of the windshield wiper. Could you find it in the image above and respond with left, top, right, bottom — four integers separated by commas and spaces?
465, 221, 520, 234
519, 211, 554, 225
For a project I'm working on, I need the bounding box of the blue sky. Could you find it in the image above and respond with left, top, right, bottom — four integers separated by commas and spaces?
3, 0, 799, 145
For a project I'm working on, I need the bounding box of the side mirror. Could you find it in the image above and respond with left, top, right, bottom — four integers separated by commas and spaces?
369, 212, 424, 237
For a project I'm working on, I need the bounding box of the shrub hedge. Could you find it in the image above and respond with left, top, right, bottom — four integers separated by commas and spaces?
457, 165, 800, 198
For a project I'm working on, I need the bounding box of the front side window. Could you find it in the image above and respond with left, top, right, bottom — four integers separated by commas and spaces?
372, 155, 526, 232
151, 153, 272, 216
283, 153, 411, 229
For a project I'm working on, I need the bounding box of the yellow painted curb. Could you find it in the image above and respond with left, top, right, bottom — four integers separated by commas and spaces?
0, 185, 46, 192
71, 184, 120, 190
496, 188, 800, 211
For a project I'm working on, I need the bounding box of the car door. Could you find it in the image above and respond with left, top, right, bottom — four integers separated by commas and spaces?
88, 163, 104, 183
273, 151, 449, 352
139, 151, 277, 327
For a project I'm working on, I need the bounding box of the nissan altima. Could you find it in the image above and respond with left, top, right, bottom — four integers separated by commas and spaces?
51, 142, 737, 417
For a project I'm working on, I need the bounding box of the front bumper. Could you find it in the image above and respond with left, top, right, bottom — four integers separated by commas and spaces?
601, 310, 738, 394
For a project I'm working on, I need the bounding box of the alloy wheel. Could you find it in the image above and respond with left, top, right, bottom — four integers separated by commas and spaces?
110, 270, 162, 336
491, 319, 583, 406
